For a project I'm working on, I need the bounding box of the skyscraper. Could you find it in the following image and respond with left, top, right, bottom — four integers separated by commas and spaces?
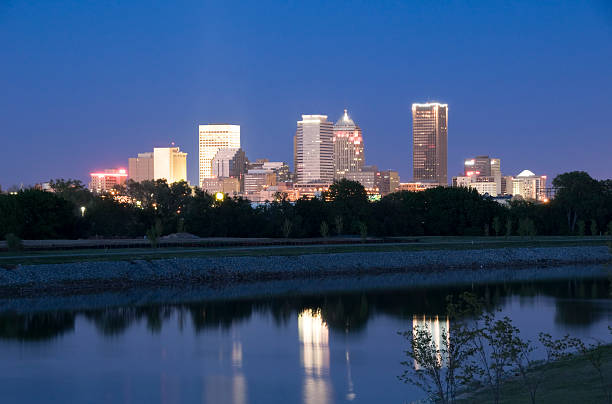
128, 152, 154, 183
211, 148, 247, 178
333, 109, 364, 179
294, 115, 334, 184
198, 124, 241, 186
153, 147, 187, 184
412, 103, 448, 185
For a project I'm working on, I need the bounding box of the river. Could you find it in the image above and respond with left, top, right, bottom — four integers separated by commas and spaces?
0, 265, 610, 403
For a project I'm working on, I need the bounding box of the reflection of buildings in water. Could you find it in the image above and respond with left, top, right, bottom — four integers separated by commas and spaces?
204, 374, 247, 404
412, 315, 450, 369
204, 338, 247, 404
345, 350, 356, 401
298, 308, 333, 404
232, 341, 243, 369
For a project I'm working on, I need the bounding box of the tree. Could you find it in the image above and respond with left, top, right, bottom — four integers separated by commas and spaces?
552, 171, 601, 233
399, 294, 478, 404
590, 219, 599, 236
492, 216, 502, 236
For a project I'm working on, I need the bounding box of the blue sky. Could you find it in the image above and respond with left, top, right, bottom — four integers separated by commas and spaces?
1, 0, 611, 188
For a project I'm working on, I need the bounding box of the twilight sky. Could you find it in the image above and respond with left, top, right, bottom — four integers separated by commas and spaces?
1, 0, 611, 189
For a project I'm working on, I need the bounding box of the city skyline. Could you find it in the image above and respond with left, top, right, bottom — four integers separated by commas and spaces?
1, 1, 611, 189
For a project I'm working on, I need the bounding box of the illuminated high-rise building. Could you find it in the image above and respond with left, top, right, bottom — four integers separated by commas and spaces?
412, 103, 448, 185
294, 115, 334, 184
333, 109, 364, 179
128, 152, 154, 183
153, 146, 187, 184
198, 124, 240, 185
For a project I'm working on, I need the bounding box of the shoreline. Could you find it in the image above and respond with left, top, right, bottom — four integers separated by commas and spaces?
0, 263, 609, 314
0, 245, 609, 303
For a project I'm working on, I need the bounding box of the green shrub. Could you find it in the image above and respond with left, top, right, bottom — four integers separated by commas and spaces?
281, 219, 292, 238
359, 221, 368, 241
577, 220, 586, 236
5, 233, 23, 252
319, 221, 329, 238
146, 219, 163, 248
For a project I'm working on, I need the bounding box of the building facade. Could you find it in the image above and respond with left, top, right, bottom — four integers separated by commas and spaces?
378, 170, 400, 195
333, 109, 364, 179
412, 103, 448, 185
128, 152, 154, 183
211, 148, 247, 179
199, 124, 241, 185
243, 170, 277, 194
201, 177, 241, 195
153, 147, 187, 184
294, 115, 334, 184
89, 168, 128, 194
512, 170, 547, 201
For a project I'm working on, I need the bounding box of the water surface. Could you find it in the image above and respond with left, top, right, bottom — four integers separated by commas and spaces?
0, 269, 611, 403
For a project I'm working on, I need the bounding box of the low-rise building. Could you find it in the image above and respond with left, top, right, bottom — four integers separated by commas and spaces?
398, 182, 440, 192
89, 169, 128, 194
512, 170, 547, 201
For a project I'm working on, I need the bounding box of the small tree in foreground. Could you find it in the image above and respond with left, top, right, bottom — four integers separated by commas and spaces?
398, 294, 478, 404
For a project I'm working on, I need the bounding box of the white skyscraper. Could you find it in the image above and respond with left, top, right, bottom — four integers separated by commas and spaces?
198, 124, 241, 185
294, 115, 334, 184
153, 147, 187, 184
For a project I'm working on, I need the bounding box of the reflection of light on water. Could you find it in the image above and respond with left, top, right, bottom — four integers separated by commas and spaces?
298, 308, 329, 376
298, 309, 332, 404
204, 374, 247, 404
412, 315, 450, 369
232, 341, 243, 369
345, 350, 356, 401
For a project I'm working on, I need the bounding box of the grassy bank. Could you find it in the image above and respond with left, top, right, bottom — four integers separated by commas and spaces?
0, 236, 609, 266
461, 344, 612, 403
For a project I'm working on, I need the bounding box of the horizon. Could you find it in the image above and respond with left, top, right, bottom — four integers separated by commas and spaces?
1, 0, 611, 188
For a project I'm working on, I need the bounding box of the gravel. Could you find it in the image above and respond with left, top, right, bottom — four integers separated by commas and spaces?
0, 246, 609, 298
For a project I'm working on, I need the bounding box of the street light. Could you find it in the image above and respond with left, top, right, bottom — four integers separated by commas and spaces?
80, 206, 86, 217
215, 192, 225, 202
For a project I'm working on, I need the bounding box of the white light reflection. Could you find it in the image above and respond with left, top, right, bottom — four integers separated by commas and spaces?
298, 308, 332, 404
412, 315, 450, 369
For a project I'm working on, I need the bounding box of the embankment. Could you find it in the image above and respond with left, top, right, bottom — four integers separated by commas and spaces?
0, 246, 609, 300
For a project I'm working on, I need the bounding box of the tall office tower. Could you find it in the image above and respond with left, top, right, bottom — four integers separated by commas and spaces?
211, 148, 247, 178
198, 124, 241, 185
294, 115, 334, 184
128, 152, 154, 183
412, 103, 448, 185
153, 147, 187, 184
333, 109, 364, 179
464, 155, 492, 176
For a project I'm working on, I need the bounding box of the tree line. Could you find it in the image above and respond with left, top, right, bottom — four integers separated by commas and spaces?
1, 171, 611, 241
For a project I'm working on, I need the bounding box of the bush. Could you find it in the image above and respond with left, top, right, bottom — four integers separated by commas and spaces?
320, 221, 329, 238
577, 220, 586, 236
281, 219, 292, 238
518, 218, 537, 237
5, 233, 23, 252
359, 221, 367, 241
146, 220, 163, 248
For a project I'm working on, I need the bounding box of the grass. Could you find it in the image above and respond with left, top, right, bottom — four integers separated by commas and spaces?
0, 236, 609, 266
461, 344, 612, 403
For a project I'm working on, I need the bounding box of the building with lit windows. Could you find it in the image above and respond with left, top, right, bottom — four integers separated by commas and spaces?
333, 109, 364, 179
211, 148, 247, 179
89, 168, 128, 194
399, 182, 440, 192
294, 115, 334, 184
199, 124, 241, 185
512, 170, 547, 201
128, 152, 154, 183
378, 170, 400, 195
153, 147, 187, 184
412, 103, 448, 185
